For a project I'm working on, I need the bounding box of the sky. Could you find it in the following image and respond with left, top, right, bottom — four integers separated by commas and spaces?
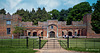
0, 0, 97, 14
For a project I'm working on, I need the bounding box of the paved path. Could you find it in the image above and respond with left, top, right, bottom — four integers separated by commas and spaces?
35, 38, 89, 53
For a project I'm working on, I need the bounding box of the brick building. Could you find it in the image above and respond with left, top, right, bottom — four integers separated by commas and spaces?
0, 13, 22, 38
0, 13, 100, 38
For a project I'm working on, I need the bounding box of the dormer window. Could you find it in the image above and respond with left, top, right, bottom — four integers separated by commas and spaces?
6, 20, 11, 25
51, 26, 53, 29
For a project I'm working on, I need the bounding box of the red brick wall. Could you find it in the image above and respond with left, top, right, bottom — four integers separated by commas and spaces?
0, 13, 100, 38
0, 14, 22, 38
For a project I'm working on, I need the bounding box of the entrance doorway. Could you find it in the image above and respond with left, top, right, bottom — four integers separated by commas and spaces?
33, 32, 37, 36
68, 32, 72, 36
62, 31, 64, 36
28, 32, 31, 36
41, 32, 43, 36
49, 31, 55, 38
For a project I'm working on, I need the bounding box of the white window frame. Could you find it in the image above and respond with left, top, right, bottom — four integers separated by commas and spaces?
6, 20, 11, 25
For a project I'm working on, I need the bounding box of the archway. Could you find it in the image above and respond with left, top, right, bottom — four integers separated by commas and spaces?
75, 32, 77, 36
33, 32, 37, 36
49, 31, 55, 38
41, 32, 43, 36
47, 24, 58, 38
68, 31, 72, 36
62, 31, 64, 36
28, 32, 31, 36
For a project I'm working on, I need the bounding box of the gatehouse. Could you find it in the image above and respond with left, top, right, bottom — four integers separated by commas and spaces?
0, 13, 100, 38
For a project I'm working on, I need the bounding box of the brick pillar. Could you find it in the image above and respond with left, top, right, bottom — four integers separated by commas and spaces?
40, 33, 41, 37
64, 31, 66, 35
66, 30, 68, 35
65, 30, 67, 35
30, 30, 33, 36
40, 31, 41, 37
81, 29, 83, 36
27, 30, 28, 36
37, 30, 40, 37
80, 29, 81, 36
73, 29, 75, 35
24, 30, 25, 36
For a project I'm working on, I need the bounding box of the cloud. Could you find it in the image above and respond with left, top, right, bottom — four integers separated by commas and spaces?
0, 2, 9, 9
37, 0, 60, 11
37, 0, 49, 6
14, 3, 36, 12
63, 0, 86, 8
36, 0, 86, 11
0, 0, 90, 14
5, 0, 36, 14
7, 0, 22, 9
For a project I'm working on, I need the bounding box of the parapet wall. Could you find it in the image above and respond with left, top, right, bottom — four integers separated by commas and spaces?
72, 21, 83, 25
87, 34, 100, 38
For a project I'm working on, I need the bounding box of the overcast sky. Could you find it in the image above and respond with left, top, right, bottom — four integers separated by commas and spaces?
0, 0, 97, 14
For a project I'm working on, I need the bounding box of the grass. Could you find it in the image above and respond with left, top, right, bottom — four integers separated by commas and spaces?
59, 38, 100, 52
0, 47, 37, 53
0, 38, 47, 53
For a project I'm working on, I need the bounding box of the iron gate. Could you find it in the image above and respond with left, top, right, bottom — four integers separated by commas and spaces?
42, 38, 61, 50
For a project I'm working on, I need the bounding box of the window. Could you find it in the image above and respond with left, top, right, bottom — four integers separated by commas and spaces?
51, 26, 53, 29
6, 20, 11, 25
7, 28, 11, 34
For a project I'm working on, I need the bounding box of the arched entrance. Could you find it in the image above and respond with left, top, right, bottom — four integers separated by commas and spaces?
62, 31, 64, 36
28, 32, 31, 36
41, 32, 43, 36
68, 31, 72, 36
75, 32, 77, 36
47, 24, 58, 38
33, 32, 37, 36
49, 31, 55, 38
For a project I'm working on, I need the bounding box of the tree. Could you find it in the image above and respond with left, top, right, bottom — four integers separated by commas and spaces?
91, 0, 100, 33
49, 9, 60, 19
30, 8, 35, 22
14, 9, 31, 22
59, 8, 72, 21
31, 8, 35, 14
59, 9, 67, 21
0, 8, 6, 14
13, 26, 26, 36
41, 7, 51, 21
67, 2, 92, 25
13, 7, 51, 25
33, 7, 51, 25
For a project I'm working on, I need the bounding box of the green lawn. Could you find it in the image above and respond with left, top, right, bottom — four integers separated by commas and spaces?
0, 47, 37, 53
59, 38, 100, 52
0, 38, 47, 53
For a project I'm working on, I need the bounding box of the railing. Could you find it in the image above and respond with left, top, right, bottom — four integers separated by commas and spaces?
59, 38, 100, 52
59, 40, 67, 49
0, 37, 47, 49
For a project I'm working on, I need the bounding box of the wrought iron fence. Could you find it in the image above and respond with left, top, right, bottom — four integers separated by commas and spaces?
59, 38, 100, 52
0, 37, 47, 49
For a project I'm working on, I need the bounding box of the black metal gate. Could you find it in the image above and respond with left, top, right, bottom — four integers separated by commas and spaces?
42, 38, 61, 50
26, 37, 47, 49
58, 37, 69, 49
